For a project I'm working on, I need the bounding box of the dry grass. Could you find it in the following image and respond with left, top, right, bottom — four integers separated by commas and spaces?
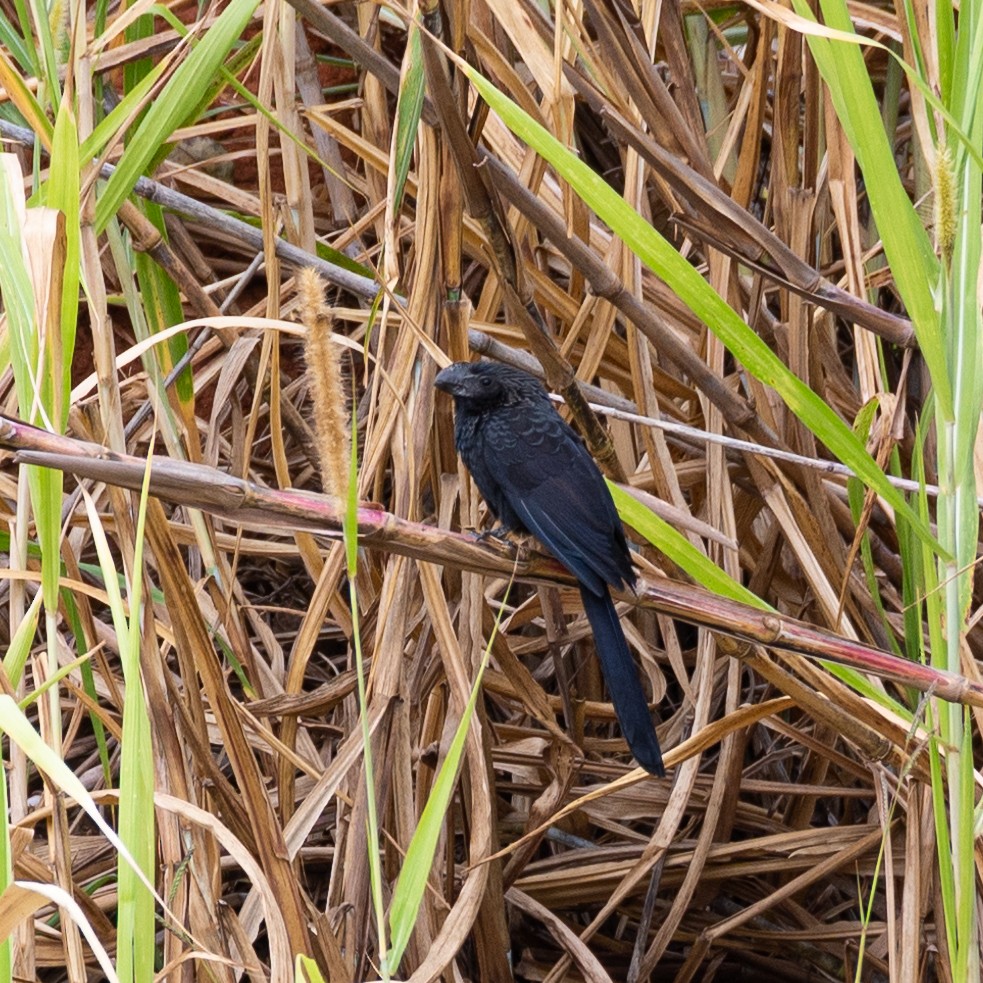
0, 1, 977, 981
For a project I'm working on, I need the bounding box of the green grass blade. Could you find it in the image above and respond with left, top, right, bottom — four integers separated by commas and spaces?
948, 0, 983, 141
345, 401, 389, 975
1, 590, 42, 685
0, 694, 162, 902
791, 0, 949, 416
0, 160, 39, 412
0, 158, 63, 612
456, 57, 941, 555
295, 955, 327, 982
607, 481, 768, 610
47, 97, 80, 430
387, 670, 481, 968
77, 57, 170, 162
391, 20, 425, 213
0, 753, 10, 983
387, 582, 510, 971
60, 589, 114, 789
94, 0, 261, 232
26, 0, 60, 108
0, 10, 33, 73
134, 203, 193, 406
78, 477, 157, 983
9, 0, 39, 78
92, 439, 158, 982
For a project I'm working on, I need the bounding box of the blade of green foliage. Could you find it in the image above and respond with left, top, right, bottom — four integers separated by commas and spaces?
94, 0, 261, 232
948, 3, 983, 144
27, 0, 61, 108
314, 239, 376, 278
387, 667, 482, 968
0, 166, 40, 404
896, 507, 924, 668
391, 20, 425, 213
846, 476, 903, 659
927, 1, 983, 971
0, 159, 63, 611
953, 719, 977, 979
940, 4, 960, 103
81, 444, 157, 983
198, 37, 362, 214
923, 636, 956, 944
60, 589, 113, 789
790, 0, 950, 416
134, 203, 193, 406
17, 654, 97, 711
123, 6, 155, 99
2, 591, 42, 686
345, 405, 389, 975
77, 57, 170, 163
0, 752, 10, 981
457, 59, 940, 555
207, 60, 348, 185
0, 694, 161, 902
613, 468, 915, 718
0, 9, 33, 74
607, 481, 768, 610
47, 98, 80, 430
939, 25, 983, 621
137, 9, 264, 174
388, 585, 507, 971
9, 0, 37, 78
79, 482, 158, 983
295, 955, 327, 983
846, 401, 905, 659
103, 219, 185, 443
29, 445, 62, 616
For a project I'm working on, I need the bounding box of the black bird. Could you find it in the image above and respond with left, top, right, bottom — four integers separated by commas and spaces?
435, 360, 665, 776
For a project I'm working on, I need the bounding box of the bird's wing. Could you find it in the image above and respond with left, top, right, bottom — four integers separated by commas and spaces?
481, 411, 632, 593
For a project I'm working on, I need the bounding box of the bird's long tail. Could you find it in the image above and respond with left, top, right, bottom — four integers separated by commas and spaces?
579, 586, 665, 777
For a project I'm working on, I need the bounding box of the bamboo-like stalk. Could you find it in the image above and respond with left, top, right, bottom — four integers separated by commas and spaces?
2, 411, 978, 711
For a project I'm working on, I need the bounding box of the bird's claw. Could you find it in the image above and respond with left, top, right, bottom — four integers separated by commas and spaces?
476, 526, 519, 555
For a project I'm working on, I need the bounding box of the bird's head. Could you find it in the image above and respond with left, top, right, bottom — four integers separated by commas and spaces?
434, 361, 544, 408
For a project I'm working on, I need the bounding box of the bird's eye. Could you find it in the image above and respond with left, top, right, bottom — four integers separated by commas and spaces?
480, 376, 491, 386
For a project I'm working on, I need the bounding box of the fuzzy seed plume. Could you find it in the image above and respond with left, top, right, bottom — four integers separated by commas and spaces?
298, 268, 351, 502
934, 144, 956, 265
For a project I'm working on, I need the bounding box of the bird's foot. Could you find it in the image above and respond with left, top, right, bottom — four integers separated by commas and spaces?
476, 526, 521, 556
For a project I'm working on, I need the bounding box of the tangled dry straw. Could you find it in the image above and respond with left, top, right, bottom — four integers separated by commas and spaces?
0, 1, 977, 981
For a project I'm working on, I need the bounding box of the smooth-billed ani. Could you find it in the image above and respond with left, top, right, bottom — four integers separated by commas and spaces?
435, 360, 665, 777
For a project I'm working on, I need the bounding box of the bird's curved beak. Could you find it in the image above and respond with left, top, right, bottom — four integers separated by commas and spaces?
434, 363, 468, 396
